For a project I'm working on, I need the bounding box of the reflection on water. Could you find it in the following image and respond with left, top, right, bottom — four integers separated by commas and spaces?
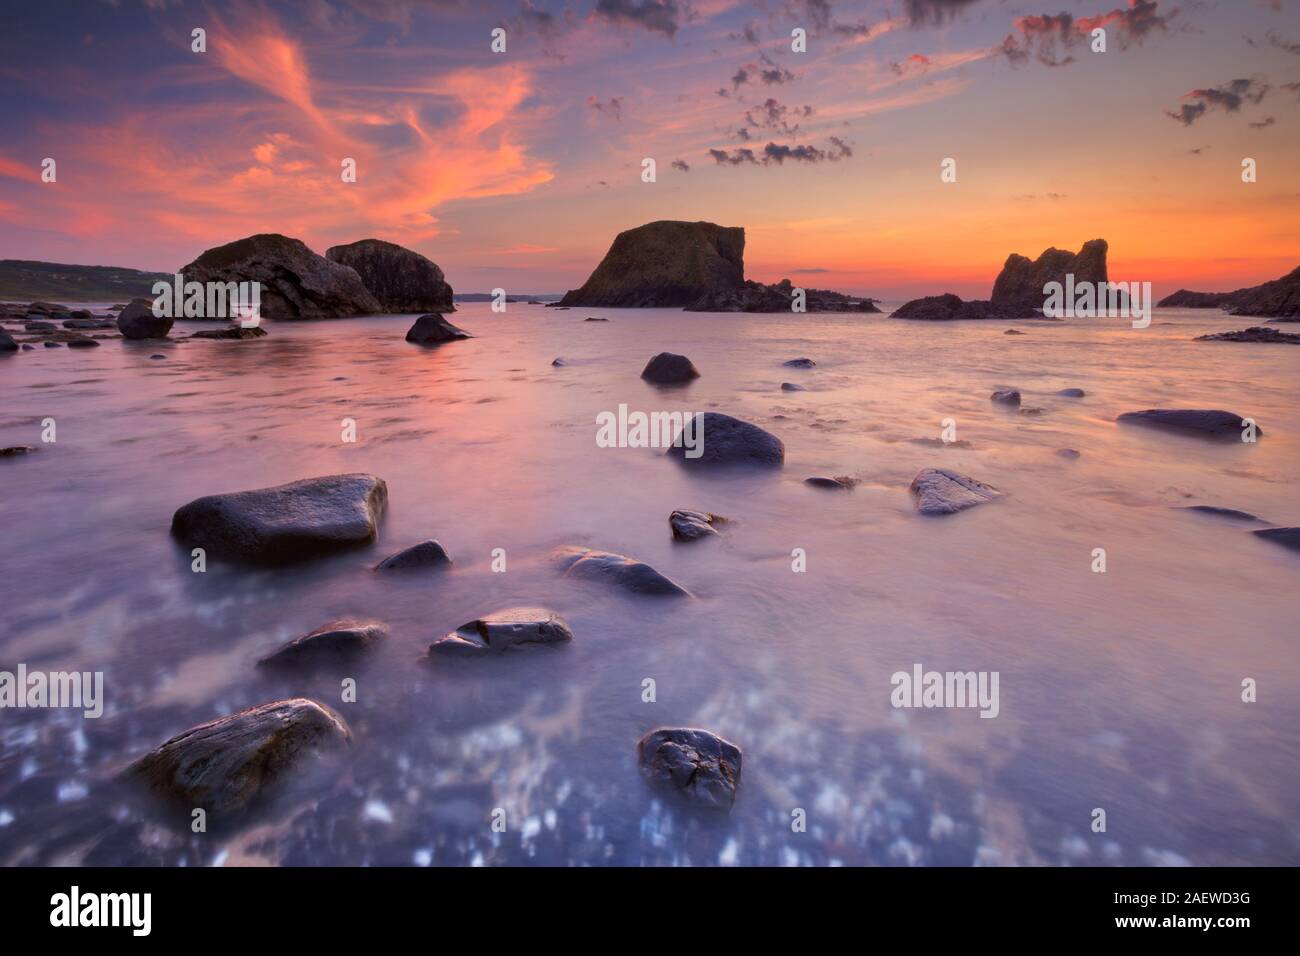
1, 304, 1298, 865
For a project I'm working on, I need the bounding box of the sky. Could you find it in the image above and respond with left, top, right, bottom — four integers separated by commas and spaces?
0, 0, 1296, 299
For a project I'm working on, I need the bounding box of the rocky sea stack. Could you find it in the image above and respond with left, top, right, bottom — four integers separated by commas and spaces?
180, 234, 380, 319
1157, 265, 1300, 318
558, 220, 744, 308
325, 238, 455, 313
991, 239, 1111, 308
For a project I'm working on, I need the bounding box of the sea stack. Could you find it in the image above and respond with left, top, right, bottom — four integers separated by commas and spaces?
325, 238, 455, 313
990, 239, 1111, 309
558, 220, 745, 308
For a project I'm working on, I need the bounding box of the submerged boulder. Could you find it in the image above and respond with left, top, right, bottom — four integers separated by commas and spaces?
117, 299, 172, 340
190, 326, 267, 340
552, 545, 689, 596
1253, 527, 1300, 551
641, 352, 700, 384
558, 220, 744, 308
258, 621, 387, 668
325, 238, 455, 313
428, 607, 573, 655
171, 474, 388, 565
1116, 409, 1259, 439
125, 698, 351, 816
910, 468, 1003, 516
669, 509, 722, 541
1196, 326, 1300, 344
405, 313, 471, 345
375, 539, 451, 571
990, 388, 1021, 406
179, 233, 380, 319
665, 412, 784, 468
638, 727, 742, 811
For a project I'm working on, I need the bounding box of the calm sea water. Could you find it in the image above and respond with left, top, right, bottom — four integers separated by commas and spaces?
1, 303, 1297, 866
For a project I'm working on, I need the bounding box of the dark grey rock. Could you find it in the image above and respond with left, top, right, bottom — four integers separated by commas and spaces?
428, 607, 573, 655
0, 445, 37, 457
665, 412, 784, 468
191, 326, 267, 340
805, 475, 854, 490
1180, 506, 1262, 522
669, 509, 721, 541
780, 382, 807, 391
258, 620, 387, 668
990, 388, 1021, 406
1196, 326, 1300, 344
325, 238, 454, 313
782, 357, 816, 368
125, 698, 351, 816
1057, 388, 1086, 397
65, 336, 100, 348
638, 727, 742, 811
375, 539, 451, 571
910, 468, 1002, 516
117, 300, 173, 340
552, 545, 689, 596
0, 330, 19, 351
1252, 527, 1300, 551
1056, 448, 1081, 459
405, 313, 470, 345
171, 473, 388, 565
641, 352, 700, 384
1116, 409, 1260, 439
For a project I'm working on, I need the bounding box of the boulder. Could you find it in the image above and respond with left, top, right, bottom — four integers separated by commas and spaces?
405, 313, 471, 345
1, 445, 37, 457
117, 300, 173, 340
805, 475, 853, 490
125, 698, 351, 816
24, 320, 56, 331
258, 620, 387, 668
0, 330, 16, 351
990, 239, 1111, 309
428, 607, 573, 655
782, 357, 816, 368
1057, 388, 1086, 397
1196, 326, 1300, 344
171, 474, 388, 565
1253, 527, 1300, 552
669, 509, 721, 541
178, 234, 381, 319
665, 412, 784, 468
892, 293, 1040, 321
65, 336, 100, 348
910, 468, 1002, 516
375, 539, 451, 571
641, 352, 700, 384
558, 220, 745, 307
990, 388, 1021, 406
325, 238, 455, 313
552, 545, 689, 596
191, 326, 268, 340
780, 382, 807, 391
637, 727, 742, 811
1116, 409, 1260, 439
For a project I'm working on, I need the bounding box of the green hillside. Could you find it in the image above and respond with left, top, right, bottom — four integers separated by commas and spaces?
0, 259, 171, 301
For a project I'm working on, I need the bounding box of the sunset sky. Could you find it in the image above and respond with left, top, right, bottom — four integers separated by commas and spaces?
0, 0, 1296, 298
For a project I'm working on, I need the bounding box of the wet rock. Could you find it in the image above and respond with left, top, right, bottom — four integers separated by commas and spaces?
190, 326, 267, 340
551, 357, 567, 366
910, 468, 1003, 516
171, 473, 388, 565
637, 727, 742, 811
990, 388, 1021, 406
65, 336, 100, 348
375, 539, 451, 571
428, 607, 573, 655
669, 509, 721, 541
552, 545, 689, 596
1196, 326, 1300, 344
180, 233, 380, 319
125, 698, 351, 816
1180, 505, 1262, 522
665, 412, 784, 468
117, 300, 173, 340
405, 313, 471, 345
325, 238, 454, 313
641, 352, 700, 384
25, 320, 56, 331
1056, 448, 1081, 459
0, 330, 19, 351
1004, 329, 1025, 335
1116, 409, 1260, 439
1057, 388, 1086, 397
44, 341, 62, 348
805, 476, 854, 490
1, 445, 37, 457
584, 316, 608, 322
258, 620, 387, 668
782, 357, 816, 368
1253, 527, 1300, 551
150, 354, 167, 360
20, 343, 33, 350
780, 382, 807, 391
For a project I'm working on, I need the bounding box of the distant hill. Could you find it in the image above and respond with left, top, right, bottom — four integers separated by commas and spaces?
0, 259, 171, 301
454, 292, 562, 302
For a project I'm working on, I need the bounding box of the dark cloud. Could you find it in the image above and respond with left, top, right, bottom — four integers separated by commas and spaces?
671, 159, 691, 171
905, 0, 983, 27
1000, 2, 1173, 66
593, 0, 684, 38
708, 147, 758, 165
730, 52, 796, 92
1268, 31, 1300, 55
1249, 115, 1276, 129
1165, 78, 1270, 125
743, 98, 814, 135
710, 137, 850, 167
586, 95, 623, 119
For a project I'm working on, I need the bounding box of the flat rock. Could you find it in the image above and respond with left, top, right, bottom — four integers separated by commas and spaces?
641, 352, 700, 384
258, 620, 387, 668
669, 509, 721, 541
125, 698, 351, 816
637, 727, 742, 811
805, 475, 854, 490
1252, 527, 1300, 552
665, 412, 784, 468
1179, 506, 1262, 522
117, 300, 173, 340
990, 388, 1021, 406
65, 336, 100, 348
1116, 409, 1260, 439
428, 607, 573, 655
325, 238, 454, 313
1056, 448, 1081, 459
1196, 326, 1300, 344
1057, 388, 1086, 397
1, 445, 37, 457
552, 545, 689, 596
405, 313, 471, 345
780, 382, 806, 391
171, 473, 388, 565
375, 539, 451, 570
910, 468, 1002, 516
190, 326, 267, 340
782, 357, 816, 368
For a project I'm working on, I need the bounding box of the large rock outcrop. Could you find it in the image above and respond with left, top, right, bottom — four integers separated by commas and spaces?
990, 239, 1110, 309
1156, 266, 1300, 317
558, 220, 745, 307
687, 278, 880, 313
325, 239, 455, 313
179, 234, 380, 319
892, 293, 1040, 321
